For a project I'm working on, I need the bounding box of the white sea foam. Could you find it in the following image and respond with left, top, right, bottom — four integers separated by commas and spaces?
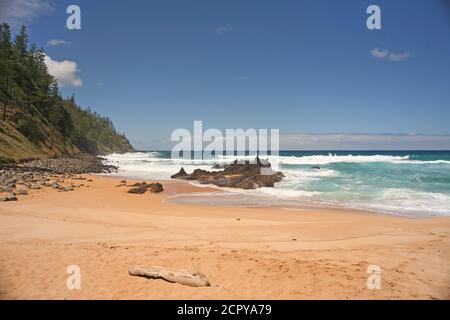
103, 152, 450, 216
216, 154, 412, 165
343, 188, 450, 217
104, 152, 217, 180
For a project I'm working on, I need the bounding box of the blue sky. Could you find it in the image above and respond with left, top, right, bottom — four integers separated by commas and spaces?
1, 0, 450, 149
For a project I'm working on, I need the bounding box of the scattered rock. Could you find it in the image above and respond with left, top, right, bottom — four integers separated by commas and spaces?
18, 155, 117, 174
115, 180, 127, 187
0, 193, 18, 202
52, 182, 61, 189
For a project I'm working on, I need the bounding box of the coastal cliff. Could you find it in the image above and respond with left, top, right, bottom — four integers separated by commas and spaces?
0, 23, 133, 163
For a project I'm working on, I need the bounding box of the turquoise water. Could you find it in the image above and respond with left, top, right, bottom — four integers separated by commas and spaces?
105, 151, 450, 216
273, 151, 450, 216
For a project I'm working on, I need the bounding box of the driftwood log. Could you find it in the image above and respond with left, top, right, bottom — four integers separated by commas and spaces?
128, 266, 211, 287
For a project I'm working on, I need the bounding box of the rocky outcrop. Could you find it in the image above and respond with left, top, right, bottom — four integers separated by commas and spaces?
171, 157, 284, 189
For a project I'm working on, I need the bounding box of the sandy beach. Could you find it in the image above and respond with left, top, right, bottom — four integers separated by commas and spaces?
0, 175, 449, 300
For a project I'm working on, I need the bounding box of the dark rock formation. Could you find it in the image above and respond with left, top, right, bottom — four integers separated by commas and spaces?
171, 167, 188, 179
171, 156, 284, 189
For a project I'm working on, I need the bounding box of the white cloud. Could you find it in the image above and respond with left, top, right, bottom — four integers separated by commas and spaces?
370, 48, 389, 59
387, 52, 411, 62
215, 24, 233, 34
0, 0, 53, 26
370, 48, 411, 62
47, 38, 70, 46
44, 54, 82, 87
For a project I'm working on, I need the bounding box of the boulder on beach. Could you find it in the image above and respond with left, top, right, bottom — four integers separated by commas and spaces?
148, 183, 164, 193
127, 185, 147, 194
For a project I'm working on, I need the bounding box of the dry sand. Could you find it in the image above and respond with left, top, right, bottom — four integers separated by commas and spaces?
0, 175, 449, 299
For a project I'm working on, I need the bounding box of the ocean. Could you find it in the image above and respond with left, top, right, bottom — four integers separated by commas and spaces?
103, 151, 450, 217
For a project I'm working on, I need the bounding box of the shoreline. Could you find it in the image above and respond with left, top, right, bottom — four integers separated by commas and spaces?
0, 174, 449, 299
101, 174, 443, 219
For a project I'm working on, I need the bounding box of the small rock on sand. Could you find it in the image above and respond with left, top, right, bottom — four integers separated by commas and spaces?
0, 193, 18, 202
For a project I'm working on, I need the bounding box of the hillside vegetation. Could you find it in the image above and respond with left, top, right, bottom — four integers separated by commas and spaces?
0, 23, 133, 162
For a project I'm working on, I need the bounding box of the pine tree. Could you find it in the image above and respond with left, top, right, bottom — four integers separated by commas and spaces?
0, 23, 12, 50
0, 23, 13, 120
14, 25, 28, 57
